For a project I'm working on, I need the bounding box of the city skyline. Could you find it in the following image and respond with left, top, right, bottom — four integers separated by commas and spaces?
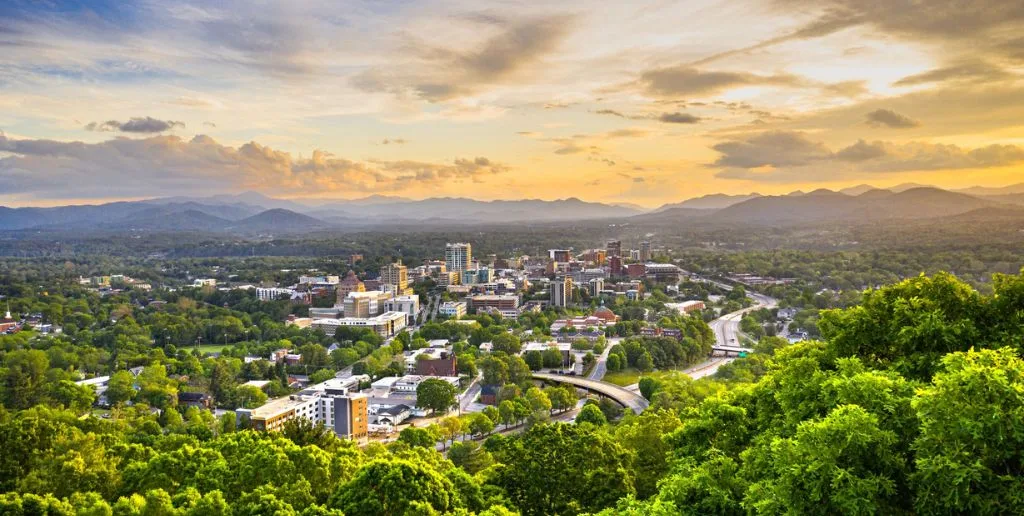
1, 0, 1023, 207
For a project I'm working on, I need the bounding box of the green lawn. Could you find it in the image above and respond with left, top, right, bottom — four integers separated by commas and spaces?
602, 368, 641, 386
194, 344, 231, 355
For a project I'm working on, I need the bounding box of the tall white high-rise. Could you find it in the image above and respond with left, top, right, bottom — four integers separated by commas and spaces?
445, 243, 472, 273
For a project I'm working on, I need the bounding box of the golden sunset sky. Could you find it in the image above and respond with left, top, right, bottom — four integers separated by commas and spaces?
0, 0, 1022, 207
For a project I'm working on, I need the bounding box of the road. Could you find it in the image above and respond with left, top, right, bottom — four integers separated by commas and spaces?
532, 372, 649, 413
587, 338, 617, 381
459, 378, 481, 412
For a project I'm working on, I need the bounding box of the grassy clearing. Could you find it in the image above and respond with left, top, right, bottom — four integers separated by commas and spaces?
602, 368, 641, 386
194, 344, 230, 354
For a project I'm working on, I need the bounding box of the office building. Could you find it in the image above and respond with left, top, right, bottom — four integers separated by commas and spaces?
322, 391, 368, 440
469, 294, 520, 312
609, 256, 623, 276
256, 287, 295, 301
548, 249, 571, 262
336, 270, 365, 304
237, 386, 368, 440
439, 301, 467, 318
640, 241, 652, 262
645, 263, 682, 283
588, 278, 605, 296
384, 295, 420, 325
312, 311, 408, 337
343, 291, 392, 318
380, 260, 410, 294
550, 277, 573, 308
445, 243, 472, 273
606, 240, 622, 258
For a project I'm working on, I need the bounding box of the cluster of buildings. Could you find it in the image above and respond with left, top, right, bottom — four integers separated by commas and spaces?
79, 274, 153, 294
241, 338, 465, 439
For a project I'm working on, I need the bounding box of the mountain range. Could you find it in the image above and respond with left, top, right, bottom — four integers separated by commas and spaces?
2, 183, 1024, 233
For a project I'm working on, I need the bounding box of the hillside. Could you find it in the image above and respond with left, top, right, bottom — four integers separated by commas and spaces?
229, 209, 331, 232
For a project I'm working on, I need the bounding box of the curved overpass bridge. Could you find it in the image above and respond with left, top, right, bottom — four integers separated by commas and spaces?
532, 373, 649, 414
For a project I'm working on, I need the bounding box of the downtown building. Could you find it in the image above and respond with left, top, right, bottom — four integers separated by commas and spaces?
445, 243, 473, 273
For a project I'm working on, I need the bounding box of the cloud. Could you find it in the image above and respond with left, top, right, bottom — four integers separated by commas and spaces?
606, 129, 650, 138
638, 66, 807, 97
865, 109, 920, 128
353, 15, 573, 102
823, 80, 869, 98
711, 130, 1024, 182
711, 131, 832, 168
658, 112, 702, 124
552, 139, 592, 155
593, 109, 702, 124
833, 139, 888, 161
772, 0, 1024, 43
84, 117, 184, 133
0, 134, 508, 199
381, 138, 407, 145
689, 10, 864, 67
893, 60, 1014, 87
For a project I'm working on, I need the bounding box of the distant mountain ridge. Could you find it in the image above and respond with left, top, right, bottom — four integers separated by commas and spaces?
2, 182, 1023, 233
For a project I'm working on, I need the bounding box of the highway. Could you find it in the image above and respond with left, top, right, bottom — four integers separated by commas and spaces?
532, 372, 649, 414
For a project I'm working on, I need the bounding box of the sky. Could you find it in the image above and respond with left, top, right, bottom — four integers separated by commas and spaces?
0, 0, 1022, 208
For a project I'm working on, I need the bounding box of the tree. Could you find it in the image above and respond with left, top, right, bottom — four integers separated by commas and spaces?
468, 412, 495, 437
743, 405, 908, 515
298, 344, 329, 368
912, 347, 1024, 514
479, 356, 509, 386
638, 376, 662, 401
607, 353, 622, 372
308, 368, 335, 385
525, 387, 551, 414
542, 348, 564, 369
416, 379, 457, 415
438, 416, 463, 450
137, 364, 178, 409
545, 386, 576, 413
106, 370, 138, 407
1, 349, 49, 409
636, 351, 654, 372
524, 351, 543, 371
281, 417, 338, 450
487, 423, 634, 515
491, 333, 521, 354
48, 380, 96, 414
482, 405, 501, 425
329, 459, 462, 515
235, 385, 268, 408
577, 404, 607, 426
399, 426, 441, 448
498, 400, 517, 428
449, 441, 494, 475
